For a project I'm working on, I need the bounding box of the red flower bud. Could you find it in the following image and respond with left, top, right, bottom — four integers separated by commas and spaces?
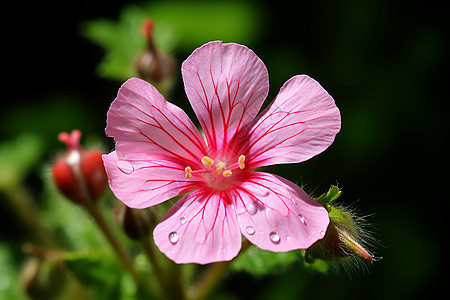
135, 19, 175, 85
52, 130, 107, 205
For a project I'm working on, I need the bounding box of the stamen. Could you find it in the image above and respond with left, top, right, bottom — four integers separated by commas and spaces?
238, 155, 246, 169
216, 162, 226, 173
223, 170, 233, 177
201, 156, 214, 167
185, 166, 192, 179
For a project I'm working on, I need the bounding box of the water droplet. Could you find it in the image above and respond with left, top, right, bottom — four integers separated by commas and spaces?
298, 214, 307, 226
319, 230, 325, 236
236, 207, 246, 215
169, 232, 179, 244
245, 226, 255, 235
179, 217, 187, 225
291, 197, 297, 205
247, 202, 257, 215
117, 160, 134, 174
269, 232, 280, 244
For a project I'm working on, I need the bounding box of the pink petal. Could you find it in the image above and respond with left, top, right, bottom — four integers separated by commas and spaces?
103, 151, 195, 208
182, 41, 269, 154
106, 77, 207, 167
153, 189, 242, 264
234, 172, 329, 251
239, 75, 341, 169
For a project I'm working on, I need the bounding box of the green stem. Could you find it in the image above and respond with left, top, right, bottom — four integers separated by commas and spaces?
188, 239, 252, 300
85, 203, 152, 296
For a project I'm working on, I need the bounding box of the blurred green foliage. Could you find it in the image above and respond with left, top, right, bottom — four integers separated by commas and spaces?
81, 0, 263, 81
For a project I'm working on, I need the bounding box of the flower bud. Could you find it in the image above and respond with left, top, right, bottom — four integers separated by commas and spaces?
115, 203, 156, 240
52, 130, 107, 205
135, 19, 175, 89
306, 186, 373, 263
306, 206, 373, 262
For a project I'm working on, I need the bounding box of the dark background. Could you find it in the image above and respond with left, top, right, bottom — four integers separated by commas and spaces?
3, 0, 448, 299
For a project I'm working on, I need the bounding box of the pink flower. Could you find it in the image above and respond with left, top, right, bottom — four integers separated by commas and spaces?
103, 41, 341, 264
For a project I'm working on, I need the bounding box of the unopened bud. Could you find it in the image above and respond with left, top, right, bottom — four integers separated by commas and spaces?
306, 186, 373, 262
115, 203, 156, 240
52, 130, 107, 205
135, 19, 175, 88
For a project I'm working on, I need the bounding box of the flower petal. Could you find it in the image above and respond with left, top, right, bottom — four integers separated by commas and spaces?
153, 189, 242, 264
239, 75, 341, 169
106, 77, 207, 166
103, 151, 195, 208
234, 172, 329, 252
182, 41, 269, 154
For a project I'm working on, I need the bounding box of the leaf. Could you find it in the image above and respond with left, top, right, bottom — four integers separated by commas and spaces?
0, 244, 28, 300
315, 185, 343, 207
0, 133, 44, 190
81, 0, 264, 81
63, 252, 125, 300
231, 245, 299, 276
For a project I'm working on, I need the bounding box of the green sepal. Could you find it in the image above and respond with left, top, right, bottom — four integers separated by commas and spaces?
315, 185, 343, 210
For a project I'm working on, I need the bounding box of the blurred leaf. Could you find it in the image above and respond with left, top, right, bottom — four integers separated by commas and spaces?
81, 0, 264, 81
63, 251, 125, 300
0, 133, 44, 190
0, 93, 98, 142
0, 244, 28, 300
231, 245, 299, 276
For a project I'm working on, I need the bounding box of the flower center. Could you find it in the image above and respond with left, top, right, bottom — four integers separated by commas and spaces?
185, 155, 246, 190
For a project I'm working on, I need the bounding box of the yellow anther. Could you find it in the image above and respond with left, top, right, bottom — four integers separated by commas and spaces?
185, 166, 192, 179
238, 155, 246, 169
201, 156, 214, 167
216, 162, 226, 172
223, 170, 233, 177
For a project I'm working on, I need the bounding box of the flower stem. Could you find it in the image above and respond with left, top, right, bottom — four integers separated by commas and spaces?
84, 203, 152, 295
188, 239, 252, 300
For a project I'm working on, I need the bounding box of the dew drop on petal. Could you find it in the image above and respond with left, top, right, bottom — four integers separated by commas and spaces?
245, 226, 255, 235
269, 232, 280, 244
179, 217, 187, 225
247, 203, 257, 215
169, 232, 179, 244
117, 160, 134, 174
319, 230, 325, 236
298, 214, 307, 226
236, 207, 246, 215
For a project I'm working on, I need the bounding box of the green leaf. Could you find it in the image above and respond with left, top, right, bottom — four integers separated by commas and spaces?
315, 185, 343, 208
63, 252, 125, 300
231, 245, 299, 276
0, 244, 28, 300
0, 133, 44, 190
81, 0, 264, 81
